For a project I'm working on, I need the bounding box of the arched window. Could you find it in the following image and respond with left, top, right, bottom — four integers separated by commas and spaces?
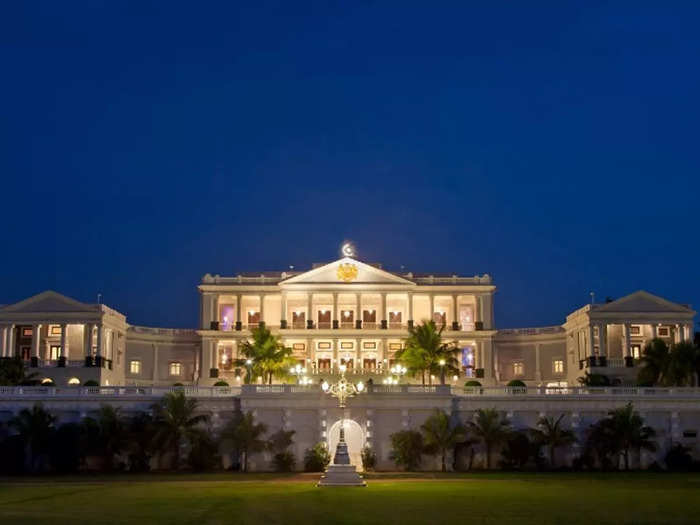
41, 377, 54, 385
67, 377, 81, 385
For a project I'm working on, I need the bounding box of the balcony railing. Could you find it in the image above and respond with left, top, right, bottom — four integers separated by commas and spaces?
242, 384, 451, 395
579, 356, 638, 369
0, 385, 241, 398
454, 386, 700, 397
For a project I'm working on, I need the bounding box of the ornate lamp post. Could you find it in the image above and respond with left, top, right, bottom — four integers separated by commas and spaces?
318, 364, 366, 486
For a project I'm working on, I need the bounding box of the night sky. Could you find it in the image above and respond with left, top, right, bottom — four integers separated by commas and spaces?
2, 2, 698, 330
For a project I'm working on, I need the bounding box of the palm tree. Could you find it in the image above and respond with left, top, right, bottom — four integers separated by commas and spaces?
221, 411, 267, 472
235, 325, 295, 384
637, 338, 670, 386
0, 356, 39, 386
607, 403, 656, 470
529, 414, 576, 468
83, 405, 129, 471
399, 321, 460, 385
420, 409, 465, 471
151, 391, 210, 469
9, 403, 56, 472
467, 408, 511, 469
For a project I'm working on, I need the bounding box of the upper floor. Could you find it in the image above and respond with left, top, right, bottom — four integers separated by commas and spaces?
198, 257, 496, 334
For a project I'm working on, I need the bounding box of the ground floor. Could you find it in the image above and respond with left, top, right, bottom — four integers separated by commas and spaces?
1, 473, 699, 524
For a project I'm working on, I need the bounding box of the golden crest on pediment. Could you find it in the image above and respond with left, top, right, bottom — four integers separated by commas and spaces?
336, 263, 358, 283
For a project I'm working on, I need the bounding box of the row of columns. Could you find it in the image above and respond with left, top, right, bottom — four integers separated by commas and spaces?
582, 322, 695, 358
206, 292, 491, 329
0, 323, 106, 360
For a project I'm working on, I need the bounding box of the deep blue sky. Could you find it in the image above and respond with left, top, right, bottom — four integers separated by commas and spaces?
2, 2, 698, 330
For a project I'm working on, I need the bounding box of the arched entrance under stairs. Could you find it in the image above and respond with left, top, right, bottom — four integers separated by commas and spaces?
327, 418, 365, 469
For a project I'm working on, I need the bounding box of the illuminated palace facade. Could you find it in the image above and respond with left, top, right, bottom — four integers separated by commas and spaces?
0, 256, 695, 388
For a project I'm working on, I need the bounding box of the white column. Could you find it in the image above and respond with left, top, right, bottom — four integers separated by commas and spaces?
281, 292, 287, 325
332, 293, 338, 323
356, 293, 361, 322
32, 324, 42, 359
623, 323, 631, 357
407, 292, 413, 323
598, 323, 606, 356
588, 325, 595, 356
259, 295, 265, 324
381, 293, 388, 323
0, 326, 6, 357
429, 294, 435, 322
687, 324, 694, 342
452, 294, 458, 328
332, 338, 338, 371
651, 324, 657, 340
96, 324, 104, 357
60, 324, 68, 359
152, 344, 159, 383
307, 293, 313, 325
211, 295, 218, 325
236, 294, 242, 324
535, 343, 541, 382
6, 325, 15, 357
211, 341, 217, 370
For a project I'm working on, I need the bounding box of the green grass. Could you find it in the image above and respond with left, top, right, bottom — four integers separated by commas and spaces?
1, 472, 699, 524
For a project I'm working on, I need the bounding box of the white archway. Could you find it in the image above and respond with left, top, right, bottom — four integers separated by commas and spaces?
328, 419, 365, 469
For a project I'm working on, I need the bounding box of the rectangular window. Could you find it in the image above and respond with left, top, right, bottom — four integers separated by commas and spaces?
247, 310, 260, 326
513, 362, 524, 376
459, 305, 475, 330
388, 343, 402, 351
433, 311, 446, 326
362, 309, 377, 323
219, 346, 234, 369
630, 325, 642, 336
658, 326, 670, 337
129, 360, 141, 375
49, 325, 62, 336
317, 342, 331, 350
630, 344, 642, 359
363, 341, 376, 349
50, 345, 61, 360
340, 342, 353, 349
22, 327, 33, 338
292, 343, 306, 351
389, 311, 402, 324
553, 359, 564, 374
169, 362, 182, 376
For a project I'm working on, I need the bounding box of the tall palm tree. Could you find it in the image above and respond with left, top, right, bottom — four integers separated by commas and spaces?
221, 411, 267, 472
9, 403, 56, 472
151, 391, 210, 469
637, 338, 670, 386
399, 321, 460, 385
529, 414, 576, 468
420, 409, 466, 471
0, 356, 39, 386
467, 408, 511, 469
607, 403, 656, 470
235, 325, 295, 384
84, 405, 129, 471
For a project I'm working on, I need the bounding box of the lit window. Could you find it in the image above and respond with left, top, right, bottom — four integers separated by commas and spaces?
130, 360, 141, 375
630, 325, 642, 336
67, 377, 80, 385
41, 378, 54, 385
48, 325, 62, 336
50, 345, 61, 360
658, 326, 670, 337
553, 360, 564, 374
22, 327, 33, 337
169, 362, 182, 376
513, 362, 524, 376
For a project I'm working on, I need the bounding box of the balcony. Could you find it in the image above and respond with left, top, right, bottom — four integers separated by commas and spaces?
579, 356, 637, 369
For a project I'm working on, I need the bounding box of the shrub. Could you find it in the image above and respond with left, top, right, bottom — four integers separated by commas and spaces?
272, 451, 296, 472
665, 444, 694, 471
213, 381, 229, 387
499, 431, 531, 470
303, 443, 331, 472
464, 380, 481, 387
172, 382, 184, 387
187, 430, 220, 471
506, 380, 526, 387
83, 380, 99, 387
361, 446, 376, 471
389, 430, 424, 470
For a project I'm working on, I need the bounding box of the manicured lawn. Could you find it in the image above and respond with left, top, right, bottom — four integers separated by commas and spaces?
1, 472, 699, 524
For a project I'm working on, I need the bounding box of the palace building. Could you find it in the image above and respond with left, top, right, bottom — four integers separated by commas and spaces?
0, 255, 695, 388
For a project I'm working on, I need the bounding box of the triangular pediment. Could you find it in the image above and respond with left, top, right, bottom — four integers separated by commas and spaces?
594, 291, 694, 314
0, 291, 96, 314
281, 258, 415, 286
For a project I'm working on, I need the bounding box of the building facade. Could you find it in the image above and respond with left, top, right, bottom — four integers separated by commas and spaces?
0, 256, 695, 388
0, 253, 698, 471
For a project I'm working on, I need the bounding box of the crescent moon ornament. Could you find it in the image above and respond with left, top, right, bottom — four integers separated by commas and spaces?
341, 242, 355, 257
